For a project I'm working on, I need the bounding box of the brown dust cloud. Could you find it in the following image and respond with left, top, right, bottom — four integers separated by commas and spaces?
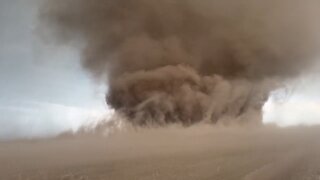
2, 0, 320, 180
40, 0, 320, 126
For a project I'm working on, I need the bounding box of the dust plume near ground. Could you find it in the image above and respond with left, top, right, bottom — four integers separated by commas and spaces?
40, 0, 320, 126
2, 125, 320, 180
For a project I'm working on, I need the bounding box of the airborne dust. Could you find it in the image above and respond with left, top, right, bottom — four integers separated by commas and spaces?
41, 0, 320, 126
2, 1, 320, 180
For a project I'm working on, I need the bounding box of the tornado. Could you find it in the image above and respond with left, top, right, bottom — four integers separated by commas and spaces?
41, 0, 320, 126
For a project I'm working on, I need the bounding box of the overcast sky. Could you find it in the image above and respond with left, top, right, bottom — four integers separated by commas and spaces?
1, 0, 320, 140
0, 0, 110, 140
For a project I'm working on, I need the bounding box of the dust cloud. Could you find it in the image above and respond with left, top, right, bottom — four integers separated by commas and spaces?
40, 0, 320, 126
3, 2, 320, 179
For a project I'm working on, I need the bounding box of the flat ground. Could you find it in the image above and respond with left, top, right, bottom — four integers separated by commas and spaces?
1, 125, 320, 180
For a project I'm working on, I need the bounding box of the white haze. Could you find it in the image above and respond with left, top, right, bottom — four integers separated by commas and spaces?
264, 73, 320, 127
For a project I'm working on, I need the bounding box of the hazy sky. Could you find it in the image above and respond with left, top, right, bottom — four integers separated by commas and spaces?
263, 73, 320, 127
1, 0, 320, 140
0, 0, 109, 140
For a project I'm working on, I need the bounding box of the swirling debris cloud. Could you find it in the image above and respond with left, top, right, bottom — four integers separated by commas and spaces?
41, 0, 320, 126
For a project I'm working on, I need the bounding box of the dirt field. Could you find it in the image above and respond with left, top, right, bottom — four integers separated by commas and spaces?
1, 125, 320, 180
